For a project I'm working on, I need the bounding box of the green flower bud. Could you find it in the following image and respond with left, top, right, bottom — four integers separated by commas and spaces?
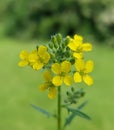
64, 37, 70, 45
51, 36, 57, 44
71, 87, 75, 93
61, 41, 66, 48
66, 91, 72, 97
71, 99, 77, 104
80, 90, 85, 97
54, 41, 58, 49
70, 58, 75, 65
56, 33, 62, 43
51, 36, 58, 48
49, 43, 53, 49
74, 91, 81, 98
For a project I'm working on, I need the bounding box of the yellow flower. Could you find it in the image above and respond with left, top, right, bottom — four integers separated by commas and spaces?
51, 61, 73, 86
74, 59, 94, 86
39, 71, 57, 99
68, 34, 92, 59
18, 50, 29, 67
29, 45, 50, 70
48, 87, 57, 99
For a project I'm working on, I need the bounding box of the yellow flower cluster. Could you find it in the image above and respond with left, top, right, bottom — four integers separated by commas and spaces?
68, 35, 92, 59
68, 35, 94, 86
52, 61, 72, 87
39, 71, 57, 99
18, 34, 94, 99
18, 45, 50, 70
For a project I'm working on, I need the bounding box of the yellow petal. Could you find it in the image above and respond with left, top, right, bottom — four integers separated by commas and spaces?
18, 61, 28, 67
38, 45, 47, 54
61, 61, 71, 73
19, 50, 29, 60
39, 83, 48, 91
48, 87, 57, 99
43, 71, 52, 81
31, 50, 37, 54
84, 60, 94, 73
52, 76, 62, 86
41, 52, 50, 63
33, 62, 43, 70
75, 59, 85, 71
67, 36, 73, 42
82, 43, 92, 51
83, 75, 93, 86
68, 41, 78, 51
74, 72, 82, 83
28, 53, 38, 63
73, 52, 83, 59
74, 35, 83, 43
63, 75, 73, 86
51, 63, 61, 74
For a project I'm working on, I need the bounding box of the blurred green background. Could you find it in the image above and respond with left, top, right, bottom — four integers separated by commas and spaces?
0, 0, 114, 130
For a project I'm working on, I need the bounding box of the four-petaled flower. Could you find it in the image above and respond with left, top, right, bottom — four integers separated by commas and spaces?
51, 61, 73, 86
74, 59, 94, 86
29, 45, 50, 70
40, 71, 57, 99
18, 45, 50, 70
68, 35, 92, 59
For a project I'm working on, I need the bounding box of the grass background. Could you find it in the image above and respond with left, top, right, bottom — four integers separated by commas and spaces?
0, 38, 114, 130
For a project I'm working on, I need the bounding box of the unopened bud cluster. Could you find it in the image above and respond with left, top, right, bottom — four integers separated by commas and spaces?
48, 33, 72, 63
64, 88, 85, 104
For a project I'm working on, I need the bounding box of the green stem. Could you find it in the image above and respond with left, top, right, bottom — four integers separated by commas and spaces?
58, 86, 61, 130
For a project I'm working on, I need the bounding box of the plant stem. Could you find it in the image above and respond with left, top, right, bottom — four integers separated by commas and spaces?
58, 86, 61, 130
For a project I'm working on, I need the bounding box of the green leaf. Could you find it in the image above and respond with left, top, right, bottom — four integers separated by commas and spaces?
31, 104, 52, 118
64, 101, 89, 127
68, 108, 91, 120
77, 101, 88, 110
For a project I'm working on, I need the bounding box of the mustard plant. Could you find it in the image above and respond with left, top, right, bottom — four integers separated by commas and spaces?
18, 33, 94, 130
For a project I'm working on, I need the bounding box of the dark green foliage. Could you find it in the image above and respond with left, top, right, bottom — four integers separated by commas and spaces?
0, 0, 114, 43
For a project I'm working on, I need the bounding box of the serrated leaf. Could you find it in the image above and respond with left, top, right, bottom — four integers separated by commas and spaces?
31, 104, 51, 118
64, 101, 89, 127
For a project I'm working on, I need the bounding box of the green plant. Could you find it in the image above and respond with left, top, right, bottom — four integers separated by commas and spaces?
18, 33, 94, 130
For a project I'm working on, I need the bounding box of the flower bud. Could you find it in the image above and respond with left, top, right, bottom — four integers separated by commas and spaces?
54, 42, 58, 49
61, 42, 65, 48
66, 91, 72, 97
70, 58, 75, 65
80, 91, 85, 97
71, 87, 75, 93
51, 36, 57, 44
71, 99, 77, 104
49, 43, 53, 49
51, 36, 58, 48
56, 33, 62, 43
64, 37, 70, 45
